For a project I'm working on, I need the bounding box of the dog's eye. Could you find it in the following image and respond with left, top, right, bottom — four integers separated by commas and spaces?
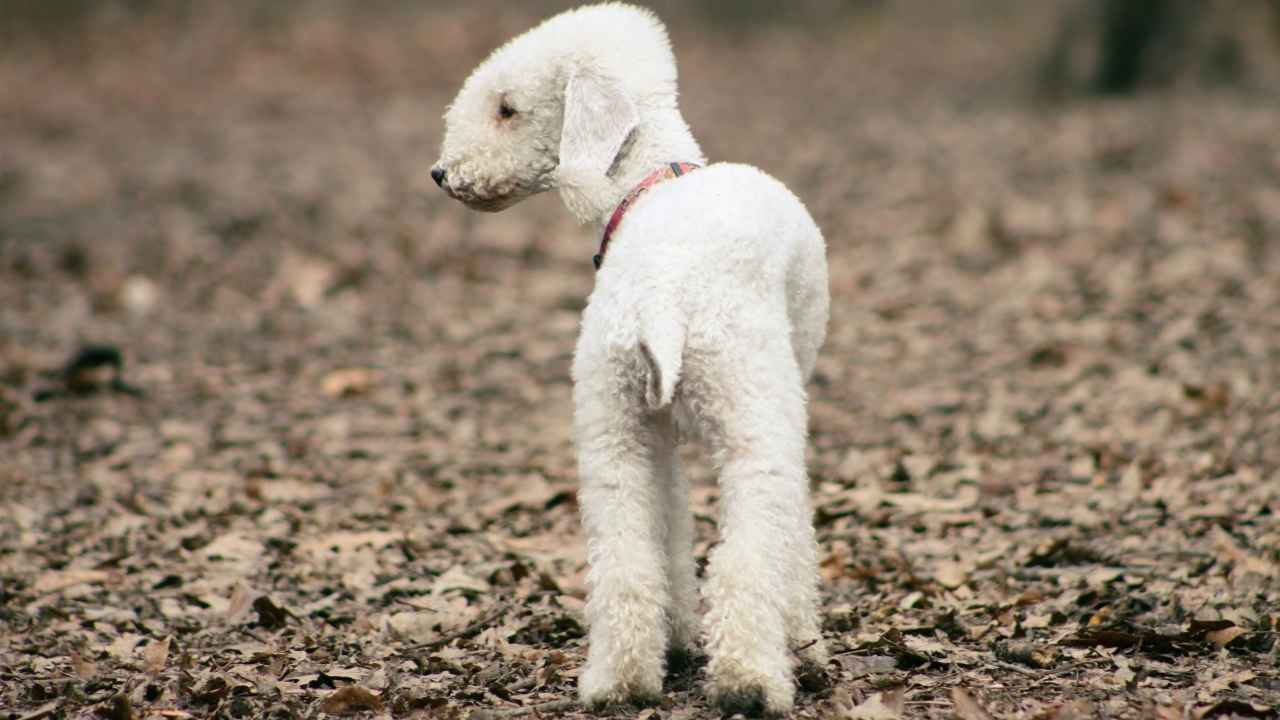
498, 100, 517, 120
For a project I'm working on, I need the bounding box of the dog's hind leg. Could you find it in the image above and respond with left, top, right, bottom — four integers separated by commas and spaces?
656, 415, 700, 664
698, 338, 812, 716
574, 366, 671, 708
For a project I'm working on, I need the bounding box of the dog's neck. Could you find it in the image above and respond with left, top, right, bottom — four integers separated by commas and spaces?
559, 107, 705, 226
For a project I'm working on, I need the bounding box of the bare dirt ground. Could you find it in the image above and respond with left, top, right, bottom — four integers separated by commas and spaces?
1, 2, 1278, 718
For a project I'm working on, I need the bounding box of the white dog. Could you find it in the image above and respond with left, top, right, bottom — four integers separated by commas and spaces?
432, 4, 829, 715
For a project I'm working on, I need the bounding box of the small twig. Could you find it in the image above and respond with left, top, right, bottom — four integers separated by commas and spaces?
793, 638, 820, 653
503, 676, 539, 694
1013, 566, 1187, 586
401, 606, 506, 652
470, 698, 577, 720
1025, 660, 1111, 689
992, 660, 1039, 677
17, 701, 60, 720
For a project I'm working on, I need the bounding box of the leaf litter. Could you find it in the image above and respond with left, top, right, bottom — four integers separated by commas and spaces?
1, 2, 1279, 719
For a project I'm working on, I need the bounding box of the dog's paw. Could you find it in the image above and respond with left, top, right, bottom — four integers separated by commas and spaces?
665, 645, 703, 676
706, 664, 794, 717
795, 638, 831, 694
708, 681, 794, 718
578, 661, 663, 710
712, 682, 768, 717
795, 659, 831, 695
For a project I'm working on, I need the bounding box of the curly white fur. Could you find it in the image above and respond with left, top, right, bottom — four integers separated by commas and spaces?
433, 4, 830, 715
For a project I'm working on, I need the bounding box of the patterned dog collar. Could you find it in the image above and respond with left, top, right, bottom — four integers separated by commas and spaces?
594, 162, 700, 270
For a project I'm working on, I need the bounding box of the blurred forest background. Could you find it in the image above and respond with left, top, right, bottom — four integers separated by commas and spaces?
2, 2, 1278, 719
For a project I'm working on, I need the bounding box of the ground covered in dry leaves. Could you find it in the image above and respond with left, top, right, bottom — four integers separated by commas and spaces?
1, 2, 1278, 719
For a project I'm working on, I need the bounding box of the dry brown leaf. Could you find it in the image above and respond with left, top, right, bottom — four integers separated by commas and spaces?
1204, 625, 1246, 648
840, 689, 904, 719
299, 530, 400, 558
996, 641, 1060, 669
385, 600, 481, 644
1013, 589, 1045, 606
70, 649, 97, 680
1203, 670, 1257, 696
821, 540, 854, 583
432, 565, 491, 595
142, 636, 171, 674
1041, 701, 1094, 720
277, 253, 336, 308
105, 634, 146, 661
951, 688, 996, 720
934, 559, 969, 589
225, 583, 254, 622
252, 596, 291, 630
319, 686, 383, 715
321, 368, 378, 399
31, 569, 112, 594
1211, 526, 1275, 577
1192, 699, 1274, 719
15, 701, 60, 720
829, 486, 980, 515
102, 694, 134, 720
1023, 611, 1053, 629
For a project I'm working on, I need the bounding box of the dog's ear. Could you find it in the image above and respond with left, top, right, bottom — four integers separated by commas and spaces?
559, 68, 637, 183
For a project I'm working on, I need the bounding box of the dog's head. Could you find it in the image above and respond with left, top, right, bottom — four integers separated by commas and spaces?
432, 53, 568, 212
432, 4, 675, 216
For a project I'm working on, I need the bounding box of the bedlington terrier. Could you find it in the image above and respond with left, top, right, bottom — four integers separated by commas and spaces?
432, 3, 829, 715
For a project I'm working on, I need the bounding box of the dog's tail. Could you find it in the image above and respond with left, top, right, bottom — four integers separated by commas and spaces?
638, 311, 685, 411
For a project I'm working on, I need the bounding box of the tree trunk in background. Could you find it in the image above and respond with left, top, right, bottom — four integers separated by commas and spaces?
1041, 0, 1280, 98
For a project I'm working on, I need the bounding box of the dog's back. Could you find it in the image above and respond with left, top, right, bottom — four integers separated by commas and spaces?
579, 162, 829, 406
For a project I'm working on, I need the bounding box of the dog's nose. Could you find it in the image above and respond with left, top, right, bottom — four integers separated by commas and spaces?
431, 167, 447, 187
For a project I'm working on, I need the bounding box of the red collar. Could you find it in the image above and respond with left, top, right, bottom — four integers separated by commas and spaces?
594, 162, 701, 270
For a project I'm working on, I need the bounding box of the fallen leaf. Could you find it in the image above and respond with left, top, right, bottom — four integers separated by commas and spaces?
995, 641, 1060, 669
319, 686, 383, 715
142, 636, 171, 674
834, 655, 898, 676
300, 530, 400, 558
70, 649, 97, 680
432, 565, 490, 595
1204, 625, 1246, 648
278, 253, 336, 308
321, 368, 378, 399
1041, 701, 1095, 720
1023, 611, 1053, 629
1111, 655, 1136, 686
14, 701, 59, 720
844, 690, 904, 719
32, 568, 112, 594
252, 596, 291, 630
1203, 670, 1257, 695
1193, 699, 1274, 719
102, 694, 133, 720
105, 634, 146, 661
934, 560, 969, 589
952, 688, 996, 720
